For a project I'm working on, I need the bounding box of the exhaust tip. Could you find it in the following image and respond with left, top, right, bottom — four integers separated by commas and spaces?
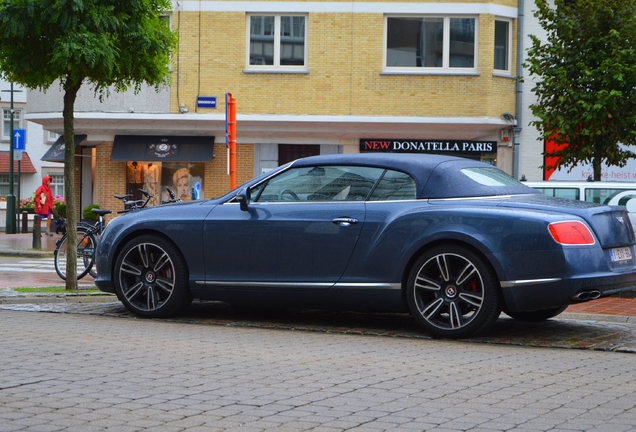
572, 290, 602, 302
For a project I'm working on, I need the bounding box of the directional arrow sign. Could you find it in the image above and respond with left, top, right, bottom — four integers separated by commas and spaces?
13, 128, 26, 151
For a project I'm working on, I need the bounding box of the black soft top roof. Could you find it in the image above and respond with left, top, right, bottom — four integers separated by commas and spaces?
291, 153, 538, 199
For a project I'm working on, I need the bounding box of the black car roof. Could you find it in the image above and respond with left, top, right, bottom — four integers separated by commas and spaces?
290, 153, 537, 199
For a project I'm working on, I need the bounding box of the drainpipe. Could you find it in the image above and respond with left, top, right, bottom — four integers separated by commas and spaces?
514, 0, 524, 179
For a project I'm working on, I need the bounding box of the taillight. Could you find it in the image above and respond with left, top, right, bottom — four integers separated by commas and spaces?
548, 221, 595, 245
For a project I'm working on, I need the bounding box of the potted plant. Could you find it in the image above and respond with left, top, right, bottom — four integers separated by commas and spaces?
82, 204, 100, 225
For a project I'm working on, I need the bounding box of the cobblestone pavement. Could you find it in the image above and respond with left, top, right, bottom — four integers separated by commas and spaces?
4, 233, 636, 430
2, 296, 636, 354
2, 310, 636, 432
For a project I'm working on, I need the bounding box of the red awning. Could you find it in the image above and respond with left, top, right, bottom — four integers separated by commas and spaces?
0, 151, 38, 174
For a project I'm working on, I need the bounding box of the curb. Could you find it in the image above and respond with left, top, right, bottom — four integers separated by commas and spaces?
0, 291, 114, 305
1, 292, 635, 326
0, 250, 54, 258
560, 312, 636, 325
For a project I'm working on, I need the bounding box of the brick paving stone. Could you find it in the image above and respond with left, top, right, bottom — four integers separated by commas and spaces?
3, 309, 636, 431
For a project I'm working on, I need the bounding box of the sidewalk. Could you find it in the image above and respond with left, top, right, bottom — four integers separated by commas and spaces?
0, 231, 96, 291
0, 231, 59, 258
2, 231, 636, 321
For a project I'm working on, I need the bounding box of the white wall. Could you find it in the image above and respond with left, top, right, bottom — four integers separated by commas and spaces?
517, 0, 549, 181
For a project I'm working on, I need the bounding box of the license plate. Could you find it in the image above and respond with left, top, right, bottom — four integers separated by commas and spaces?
610, 247, 633, 262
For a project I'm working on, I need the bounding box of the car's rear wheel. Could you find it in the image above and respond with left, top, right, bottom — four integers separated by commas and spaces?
407, 245, 502, 338
114, 234, 192, 318
505, 305, 568, 322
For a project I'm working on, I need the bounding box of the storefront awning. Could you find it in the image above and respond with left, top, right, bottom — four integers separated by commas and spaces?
41, 135, 87, 162
111, 135, 214, 162
0, 151, 38, 173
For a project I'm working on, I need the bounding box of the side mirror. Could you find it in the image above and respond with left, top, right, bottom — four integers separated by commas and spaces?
236, 188, 251, 211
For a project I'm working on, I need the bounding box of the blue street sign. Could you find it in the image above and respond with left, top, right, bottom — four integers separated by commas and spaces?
197, 96, 216, 109
13, 128, 25, 151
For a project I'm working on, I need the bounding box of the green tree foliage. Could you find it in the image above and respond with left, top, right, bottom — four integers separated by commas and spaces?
0, 0, 177, 288
525, 0, 636, 180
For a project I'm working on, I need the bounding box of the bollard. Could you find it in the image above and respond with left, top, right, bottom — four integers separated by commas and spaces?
21, 211, 28, 233
32, 215, 42, 250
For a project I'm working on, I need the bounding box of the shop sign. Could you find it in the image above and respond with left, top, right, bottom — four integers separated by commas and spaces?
360, 139, 497, 154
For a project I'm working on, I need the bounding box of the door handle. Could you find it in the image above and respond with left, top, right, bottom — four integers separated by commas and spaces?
332, 217, 359, 226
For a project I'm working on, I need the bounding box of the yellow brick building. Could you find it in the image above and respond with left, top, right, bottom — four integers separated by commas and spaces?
28, 0, 519, 218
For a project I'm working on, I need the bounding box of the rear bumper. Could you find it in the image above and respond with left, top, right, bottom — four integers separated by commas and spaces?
502, 273, 636, 313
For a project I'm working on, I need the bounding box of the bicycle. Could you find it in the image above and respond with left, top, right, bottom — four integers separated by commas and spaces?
54, 189, 153, 281
53, 208, 110, 280
161, 187, 182, 204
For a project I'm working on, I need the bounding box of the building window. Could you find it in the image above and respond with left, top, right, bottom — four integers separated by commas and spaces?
247, 14, 307, 70
47, 131, 60, 143
0, 173, 13, 196
385, 16, 476, 71
494, 19, 511, 73
2, 109, 21, 141
49, 174, 64, 197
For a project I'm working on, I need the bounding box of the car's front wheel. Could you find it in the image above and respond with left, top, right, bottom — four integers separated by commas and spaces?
114, 234, 192, 318
407, 245, 502, 338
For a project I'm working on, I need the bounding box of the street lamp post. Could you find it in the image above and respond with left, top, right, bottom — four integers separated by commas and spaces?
2, 83, 21, 234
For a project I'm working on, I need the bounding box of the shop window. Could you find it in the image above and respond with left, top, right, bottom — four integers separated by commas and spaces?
494, 19, 511, 73
278, 144, 320, 166
247, 14, 307, 70
2, 109, 21, 141
385, 16, 476, 72
126, 161, 205, 205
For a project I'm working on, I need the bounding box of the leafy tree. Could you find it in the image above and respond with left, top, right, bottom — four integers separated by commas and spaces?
525, 0, 636, 180
0, 0, 177, 289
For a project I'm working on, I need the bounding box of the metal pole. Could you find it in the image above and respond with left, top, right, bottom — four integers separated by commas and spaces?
16, 159, 21, 229
5, 83, 16, 234
513, 0, 524, 180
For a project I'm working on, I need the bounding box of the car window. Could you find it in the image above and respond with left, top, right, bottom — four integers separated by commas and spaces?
533, 187, 580, 200
253, 165, 384, 202
585, 188, 635, 205
368, 170, 416, 201
460, 167, 521, 186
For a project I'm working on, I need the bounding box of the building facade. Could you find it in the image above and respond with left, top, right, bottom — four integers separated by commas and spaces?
26, 0, 520, 220
0, 79, 66, 231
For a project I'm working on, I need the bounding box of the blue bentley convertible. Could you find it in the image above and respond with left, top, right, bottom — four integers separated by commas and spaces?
95, 153, 636, 338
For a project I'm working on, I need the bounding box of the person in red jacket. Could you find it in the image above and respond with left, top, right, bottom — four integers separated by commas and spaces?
34, 175, 55, 236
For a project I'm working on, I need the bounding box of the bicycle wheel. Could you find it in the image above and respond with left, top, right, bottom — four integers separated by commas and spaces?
88, 246, 98, 278
54, 228, 97, 280
80, 222, 102, 278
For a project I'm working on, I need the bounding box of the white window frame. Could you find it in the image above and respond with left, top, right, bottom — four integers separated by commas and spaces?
2, 108, 22, 141
0, 173, 13, 196
383, 15, 478, 74
47, 172, 65, 198
494, 18, 512, 75
47, 131, 60, 143
246, 13, 308, 72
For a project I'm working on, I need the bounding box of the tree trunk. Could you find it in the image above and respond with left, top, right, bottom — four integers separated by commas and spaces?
593, 157, 602, 181
63, 78, 82, 290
